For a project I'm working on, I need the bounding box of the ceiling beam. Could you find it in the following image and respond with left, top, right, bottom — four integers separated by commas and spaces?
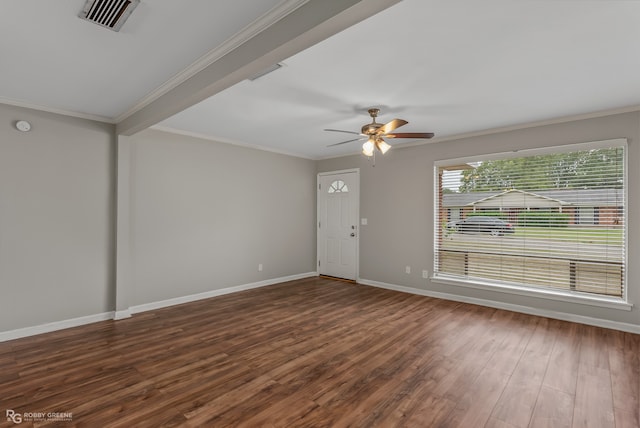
116, 0, 401, 136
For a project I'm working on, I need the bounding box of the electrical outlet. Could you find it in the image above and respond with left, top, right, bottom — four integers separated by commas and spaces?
258, 264, 263, 272
405, 266, 411, 274
422, 270, 429, 279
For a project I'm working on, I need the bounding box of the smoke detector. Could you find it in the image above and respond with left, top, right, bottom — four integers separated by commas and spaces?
79, 0, 140, 32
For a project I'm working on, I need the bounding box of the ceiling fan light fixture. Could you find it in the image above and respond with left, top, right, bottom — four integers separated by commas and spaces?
362, 138, 375, 157
375, 139, 391, 154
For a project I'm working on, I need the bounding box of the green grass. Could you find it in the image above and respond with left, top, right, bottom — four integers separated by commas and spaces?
513, 226, 623, 245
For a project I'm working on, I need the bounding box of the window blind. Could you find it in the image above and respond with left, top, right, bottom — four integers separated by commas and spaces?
434, 141, 626, 299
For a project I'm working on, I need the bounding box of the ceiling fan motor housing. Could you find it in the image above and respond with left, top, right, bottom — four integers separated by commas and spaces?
362, 123, 382, 135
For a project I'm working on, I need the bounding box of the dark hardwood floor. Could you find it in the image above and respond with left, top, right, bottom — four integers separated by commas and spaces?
1, 277, 638, 427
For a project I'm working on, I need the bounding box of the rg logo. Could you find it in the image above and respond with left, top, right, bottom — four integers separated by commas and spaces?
6, 409, 22, 424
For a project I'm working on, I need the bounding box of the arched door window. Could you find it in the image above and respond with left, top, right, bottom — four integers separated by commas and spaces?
327, 180, 349, 193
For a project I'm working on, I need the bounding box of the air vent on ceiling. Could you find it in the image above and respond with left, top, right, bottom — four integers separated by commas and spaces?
79, 0, 140, 32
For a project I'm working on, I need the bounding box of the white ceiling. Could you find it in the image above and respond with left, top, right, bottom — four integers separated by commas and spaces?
0, 0, 285, 119
3, 1, 640, 160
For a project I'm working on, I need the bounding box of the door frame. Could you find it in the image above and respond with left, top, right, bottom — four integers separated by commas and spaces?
317, 168, 360, 281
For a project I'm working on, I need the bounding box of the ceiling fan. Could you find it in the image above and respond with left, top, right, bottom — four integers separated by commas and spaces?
325, 108, 434, 157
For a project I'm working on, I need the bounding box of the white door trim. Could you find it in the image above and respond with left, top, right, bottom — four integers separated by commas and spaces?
317, 169, 360, 280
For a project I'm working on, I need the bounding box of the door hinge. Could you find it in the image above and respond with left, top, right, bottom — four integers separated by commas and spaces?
318, 221, 321, 229
318, 260, 320, 267
318, 183, 321, 190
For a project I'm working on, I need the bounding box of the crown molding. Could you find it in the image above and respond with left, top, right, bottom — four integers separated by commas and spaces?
0, 96, 114, 123
150, 125, 314, 160
316, 104, 640, 161
114, 0, 310, 124
401, 104, 640, 149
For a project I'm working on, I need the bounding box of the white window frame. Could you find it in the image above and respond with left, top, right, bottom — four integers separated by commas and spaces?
433, 138, 631, 311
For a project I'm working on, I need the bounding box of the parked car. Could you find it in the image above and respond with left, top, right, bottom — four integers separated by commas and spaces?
448, 216, 515, 236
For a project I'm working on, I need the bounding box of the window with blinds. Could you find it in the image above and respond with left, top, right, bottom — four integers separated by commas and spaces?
434, 140, 626, 301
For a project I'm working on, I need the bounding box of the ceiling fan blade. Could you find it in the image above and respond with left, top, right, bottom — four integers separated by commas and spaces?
384, 132, 435, 139
327, 137, 363, 147
378, 119, 408, 135
324, 128, 361, 135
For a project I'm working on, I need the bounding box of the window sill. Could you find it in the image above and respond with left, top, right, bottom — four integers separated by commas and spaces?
431, 274, 633, 311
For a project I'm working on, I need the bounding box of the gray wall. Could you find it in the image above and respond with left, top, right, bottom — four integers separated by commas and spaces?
2, 103, 638, 334
317, 111, 640, 327
1, 107, 316, 333
128, 129, 317, 305
0, 104, 115, 331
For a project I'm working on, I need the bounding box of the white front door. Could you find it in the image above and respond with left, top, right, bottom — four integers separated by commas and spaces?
317, 170, 359, 280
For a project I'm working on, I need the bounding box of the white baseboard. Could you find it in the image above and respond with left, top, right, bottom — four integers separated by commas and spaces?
0, 312, 115, 343
129, 272, 318, 314
114, 309, 132, 320
0, 272, 318, 342
358, 278, 640, 335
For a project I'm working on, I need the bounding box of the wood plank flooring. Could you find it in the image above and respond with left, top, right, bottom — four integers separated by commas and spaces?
1, 277, 638, 427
